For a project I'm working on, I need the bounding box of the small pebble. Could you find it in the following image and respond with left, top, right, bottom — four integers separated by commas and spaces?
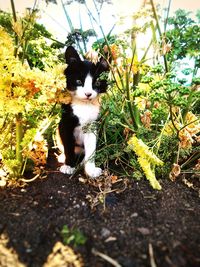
100, 227, 111, 238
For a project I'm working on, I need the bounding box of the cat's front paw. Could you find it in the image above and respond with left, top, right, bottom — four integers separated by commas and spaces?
60, 165, 75, 175
85, 164, 102, 178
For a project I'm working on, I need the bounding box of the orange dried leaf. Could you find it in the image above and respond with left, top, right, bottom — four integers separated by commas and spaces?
169, 163, 181, 181
111, 175, 118, 183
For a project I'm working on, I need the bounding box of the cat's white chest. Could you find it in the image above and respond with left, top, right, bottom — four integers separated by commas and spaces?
72, 102, 100, 126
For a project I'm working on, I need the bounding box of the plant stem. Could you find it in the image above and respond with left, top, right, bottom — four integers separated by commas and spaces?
10, 0, 17, 21
78, 7, 87, 53
16, 113, 23, 163
182, 90, 194, 123
61, 0, 82, 53
149, 0, 169, 73
181, 152, 200, 169
125, 71, 136, 130
132, 72, 142, 131
10, 0, 18, 57
164, 0, 172, 33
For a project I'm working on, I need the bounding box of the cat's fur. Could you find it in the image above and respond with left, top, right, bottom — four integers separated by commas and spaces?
57, 46, 109, 178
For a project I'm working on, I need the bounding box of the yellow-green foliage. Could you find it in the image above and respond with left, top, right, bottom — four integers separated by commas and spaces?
128, 135, 163, 190
0, 25, 66, 178
0, 27, 66, 114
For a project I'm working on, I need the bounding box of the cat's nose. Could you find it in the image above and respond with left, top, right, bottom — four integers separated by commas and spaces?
85, 92, 92, 98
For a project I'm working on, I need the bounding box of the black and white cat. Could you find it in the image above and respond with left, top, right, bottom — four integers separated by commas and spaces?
57, 46, 109, 178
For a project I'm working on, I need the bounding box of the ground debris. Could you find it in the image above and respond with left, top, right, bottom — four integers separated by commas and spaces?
92, 248, 122, 267
83, 171, 128, 209
0, 163, 200, 267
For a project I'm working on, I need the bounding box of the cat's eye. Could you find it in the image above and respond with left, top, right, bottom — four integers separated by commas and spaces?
95, 80, 101, 87
76, 79, 82, 85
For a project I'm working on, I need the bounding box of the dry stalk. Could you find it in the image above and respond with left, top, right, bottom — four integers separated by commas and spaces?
149, 243, 157, 267
92, 248, 122, 267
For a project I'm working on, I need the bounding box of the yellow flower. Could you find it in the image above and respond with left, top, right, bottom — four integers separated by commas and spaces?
0, 26, 14, 57
128, 135, 163, 166
128, 135, 163, 190
138, 82, 150, 93
138, 158, 162, 190
163, 121, 177, 136
134, 97, 147, 111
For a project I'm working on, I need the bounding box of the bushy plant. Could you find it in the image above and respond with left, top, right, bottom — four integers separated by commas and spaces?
88, 2, 200, 189
0, 6, 66, 183
0, 0, 199, 190
45, 0, 199, 189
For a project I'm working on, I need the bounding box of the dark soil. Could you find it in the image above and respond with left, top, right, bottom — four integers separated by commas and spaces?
0, 152, 200, 267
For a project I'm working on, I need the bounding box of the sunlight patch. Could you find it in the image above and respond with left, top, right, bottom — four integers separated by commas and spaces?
0, 233, 25, 267
43, 241, 83, 267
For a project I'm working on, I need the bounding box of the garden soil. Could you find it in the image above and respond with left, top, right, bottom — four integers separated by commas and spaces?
0, 151, 200, 267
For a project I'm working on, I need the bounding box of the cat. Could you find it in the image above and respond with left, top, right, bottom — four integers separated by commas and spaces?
56, 46, 109, 178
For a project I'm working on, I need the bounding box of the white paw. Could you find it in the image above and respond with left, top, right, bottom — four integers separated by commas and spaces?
60, 165, 75, 175
85, 164, 102, 178
57, 153, 65, 163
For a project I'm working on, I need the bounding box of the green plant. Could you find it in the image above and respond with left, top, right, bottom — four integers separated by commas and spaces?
1, 0, 199, 189
0, 9, 63, 69
61, 225, 87, 247
87, 1, 200, 188
60, 0, 98, 54
0, 1, 65, 181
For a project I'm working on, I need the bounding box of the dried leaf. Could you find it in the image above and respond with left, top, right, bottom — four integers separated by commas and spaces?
141, 110, 152, 128
182, 177, 194, 189
111, 175, 118, 183
85, 49, 99, 64
29, 139, 48, 166
194, 159, 200, 170
169, 163, 181, 181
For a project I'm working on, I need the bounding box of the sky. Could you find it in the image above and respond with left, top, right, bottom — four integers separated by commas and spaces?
0, 0, 199, 81
0, 0, 139, 41
0, 0, 199, 44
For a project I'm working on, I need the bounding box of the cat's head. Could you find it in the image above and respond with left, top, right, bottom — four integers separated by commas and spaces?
64, 46, 109, 101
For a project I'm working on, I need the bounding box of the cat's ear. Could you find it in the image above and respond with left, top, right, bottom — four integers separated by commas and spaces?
99, 57, 109, 71
65, 46, 81, 64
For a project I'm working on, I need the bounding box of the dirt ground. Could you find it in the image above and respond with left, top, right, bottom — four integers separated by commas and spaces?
0, 152, 200, 267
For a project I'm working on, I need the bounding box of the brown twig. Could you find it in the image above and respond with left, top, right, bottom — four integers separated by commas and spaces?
92, 248, 122, 267
149, 243, 157, 267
